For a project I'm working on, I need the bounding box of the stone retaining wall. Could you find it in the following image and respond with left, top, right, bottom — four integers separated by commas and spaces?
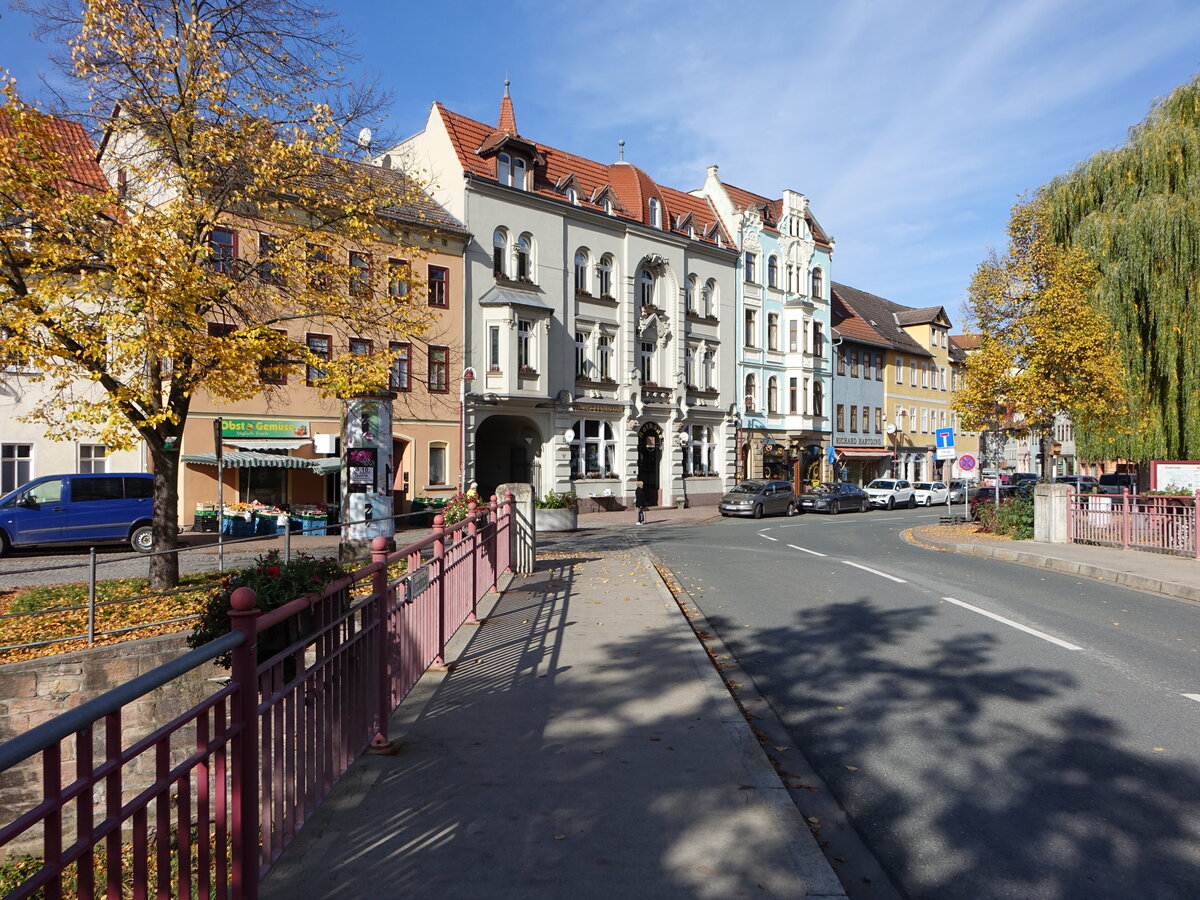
0, 632, 226, 861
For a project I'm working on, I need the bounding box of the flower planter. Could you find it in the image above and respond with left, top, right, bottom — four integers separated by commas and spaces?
536, 507, 578, 532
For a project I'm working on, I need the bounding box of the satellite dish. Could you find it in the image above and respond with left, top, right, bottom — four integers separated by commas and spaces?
356, 127, 372, 149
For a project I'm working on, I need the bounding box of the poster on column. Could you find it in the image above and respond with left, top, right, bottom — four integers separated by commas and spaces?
342, 394, 395, 542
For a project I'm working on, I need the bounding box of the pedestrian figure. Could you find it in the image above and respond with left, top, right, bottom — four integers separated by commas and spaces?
635, 480, 647, 525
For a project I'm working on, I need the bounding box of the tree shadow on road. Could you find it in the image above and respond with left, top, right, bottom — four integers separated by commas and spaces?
702, 596, 1200, 899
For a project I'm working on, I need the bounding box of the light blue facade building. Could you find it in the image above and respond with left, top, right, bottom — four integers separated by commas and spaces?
697, 167, 834, 482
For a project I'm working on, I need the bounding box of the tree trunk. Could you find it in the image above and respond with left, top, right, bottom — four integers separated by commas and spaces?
147, 440, 181, 590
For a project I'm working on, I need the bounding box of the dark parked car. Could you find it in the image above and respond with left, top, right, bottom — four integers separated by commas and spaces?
718, 479, 798, 519
1097, 473, 1137, 494
799, 482, 870, 514
1055, 475, 1100, 493
1009, 472, 1041, 485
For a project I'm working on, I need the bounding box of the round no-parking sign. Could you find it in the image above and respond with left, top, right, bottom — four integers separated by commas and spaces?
959, 454, 977, 471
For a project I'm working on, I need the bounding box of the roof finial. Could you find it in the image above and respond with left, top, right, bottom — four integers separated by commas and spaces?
618, 139, 625, 162
504, 77, 510, 97
498, 80, 517, 135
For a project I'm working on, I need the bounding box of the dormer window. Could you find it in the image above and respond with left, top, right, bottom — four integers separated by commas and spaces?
603, 197, 613, 215
648, 197, 661, 228
498, 152, 527, 189
566, 187, 578, 205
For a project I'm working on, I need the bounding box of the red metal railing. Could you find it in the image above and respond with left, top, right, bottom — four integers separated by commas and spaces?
1068, 488, 1199, 558
0, 494, 513, 898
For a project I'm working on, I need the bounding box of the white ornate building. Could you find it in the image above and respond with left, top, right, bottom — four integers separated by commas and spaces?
385, 85, 740, 508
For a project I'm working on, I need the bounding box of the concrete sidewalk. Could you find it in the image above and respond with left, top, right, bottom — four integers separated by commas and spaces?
259, 524, 847, 900
912, 526, 1200, 603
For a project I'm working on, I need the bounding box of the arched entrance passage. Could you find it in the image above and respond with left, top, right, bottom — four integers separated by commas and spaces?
637, 423, 663, 507
474, 415, 542, 502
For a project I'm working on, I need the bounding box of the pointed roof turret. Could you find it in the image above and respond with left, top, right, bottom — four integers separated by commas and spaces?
498, 79, 517, 135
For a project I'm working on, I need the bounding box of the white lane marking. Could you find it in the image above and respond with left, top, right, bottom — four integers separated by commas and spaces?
762, 534, 779, 542
942, 596, 1082, 651
873, 516, 903, 521
1183, 694, 1200, 704
788, 544, 827, 557
843, 560, 907, 583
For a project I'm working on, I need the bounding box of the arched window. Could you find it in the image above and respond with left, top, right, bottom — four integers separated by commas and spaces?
566, 187, 578, 205
810, 267, 824, 299
702, 349, 715, 389
574, 249, 590, 294
513, 157, 526, 189
702, 279, 716, 318
492, 228, 509, 278
639, 267, 656, 307
812, 380, 824, 417
767, 376, 779, 415
648, 197, 661, 228
744, 374, 756, 411
767, 255, 778, 288
686, 274, 698, 313
516, 233, 533, 281
597, 254, 614, 297
568, 419, 618, 480
602, 197, 613, 215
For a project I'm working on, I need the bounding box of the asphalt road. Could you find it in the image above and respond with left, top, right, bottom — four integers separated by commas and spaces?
643, 506, 1200, 900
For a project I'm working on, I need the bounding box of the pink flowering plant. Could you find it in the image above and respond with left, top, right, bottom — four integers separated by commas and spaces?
188, 549, 347, 668
440, 488, 483, 526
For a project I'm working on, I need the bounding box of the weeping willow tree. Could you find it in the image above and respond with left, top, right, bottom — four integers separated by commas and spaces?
1043, 75, 1200, 461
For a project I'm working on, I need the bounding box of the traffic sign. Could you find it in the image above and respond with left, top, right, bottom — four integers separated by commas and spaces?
959, 454, 977, 471
935, 427, 955, 449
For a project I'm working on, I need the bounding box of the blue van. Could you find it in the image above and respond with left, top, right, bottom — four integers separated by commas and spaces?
0, 473, 155, 555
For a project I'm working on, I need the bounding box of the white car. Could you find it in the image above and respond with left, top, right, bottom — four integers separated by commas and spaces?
864, 479, 916, 510
912, 481, 950, 506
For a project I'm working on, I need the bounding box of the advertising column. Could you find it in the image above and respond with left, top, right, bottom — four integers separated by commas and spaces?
342, 392, 396, 554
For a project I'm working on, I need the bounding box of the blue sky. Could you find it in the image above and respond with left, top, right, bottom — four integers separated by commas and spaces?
4, 0, 1200, 324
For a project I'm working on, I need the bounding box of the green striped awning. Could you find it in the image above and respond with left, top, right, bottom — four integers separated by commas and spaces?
182, 451, 319, 470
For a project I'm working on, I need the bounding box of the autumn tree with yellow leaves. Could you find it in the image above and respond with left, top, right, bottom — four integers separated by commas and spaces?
954, 195, 1128, 472
1, 0, 436, 587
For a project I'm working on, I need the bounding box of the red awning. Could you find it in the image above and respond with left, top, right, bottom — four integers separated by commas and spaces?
837, 448, 892, 458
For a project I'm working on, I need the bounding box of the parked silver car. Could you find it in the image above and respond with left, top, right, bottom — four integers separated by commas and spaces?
947, 479, 977, 503
718, 480, 798, 519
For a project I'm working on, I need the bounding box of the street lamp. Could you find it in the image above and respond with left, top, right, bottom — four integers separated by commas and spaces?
676, 430, 690, 508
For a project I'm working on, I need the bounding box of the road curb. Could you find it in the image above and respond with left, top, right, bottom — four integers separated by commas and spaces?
907, 528, 1200, 603
643, 553, 899, 899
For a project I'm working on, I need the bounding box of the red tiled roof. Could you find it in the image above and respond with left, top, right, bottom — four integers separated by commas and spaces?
0, 108, 109, 195
831, 291, 891, 347
832, 282, 934, 358
721, 179, 831, 246
950, 333, 981, 350
432, 101, 733, 246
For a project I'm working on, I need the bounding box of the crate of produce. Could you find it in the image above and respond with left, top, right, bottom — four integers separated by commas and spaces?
193, 511, 219, 533
255, 512, 282, 535
222, 514, 255, 537
293, 514, 326, 535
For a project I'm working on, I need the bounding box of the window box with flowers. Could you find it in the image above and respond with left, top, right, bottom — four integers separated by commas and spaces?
518, 365, 539, 378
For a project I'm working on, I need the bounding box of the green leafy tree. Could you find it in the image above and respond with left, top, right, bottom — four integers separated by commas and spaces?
1042, 75, 1200, 461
